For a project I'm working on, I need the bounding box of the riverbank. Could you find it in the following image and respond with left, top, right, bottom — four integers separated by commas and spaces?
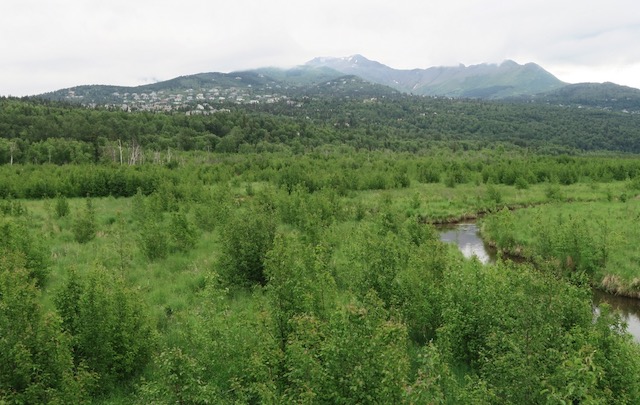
422, 201, 542, 225
439, 222, 640, 343
482, 237, 640, 299
477, 200, 640, 300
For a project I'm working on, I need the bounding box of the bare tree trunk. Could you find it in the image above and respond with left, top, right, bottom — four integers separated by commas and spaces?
9, 142, 15, 165
118, 139, 123, 165
129, 140, 141, 165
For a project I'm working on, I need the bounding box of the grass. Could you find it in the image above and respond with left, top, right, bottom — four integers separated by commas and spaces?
18, 196, 221, 324
480, 198, 640, 297
6, 173, 640, 403
17, 178, 635, 312
351, 179, 630, 223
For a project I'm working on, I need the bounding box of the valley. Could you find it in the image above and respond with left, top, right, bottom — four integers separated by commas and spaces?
2, 60, 640, 403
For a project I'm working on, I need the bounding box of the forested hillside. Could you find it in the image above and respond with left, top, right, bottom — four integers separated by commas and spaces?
516, 82, 640, 112
3, 92, 640, 166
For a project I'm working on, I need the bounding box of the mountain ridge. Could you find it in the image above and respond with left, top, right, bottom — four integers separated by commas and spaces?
305, 54, 566, 98
34, 55, 640, 112
516, 82, 640, 111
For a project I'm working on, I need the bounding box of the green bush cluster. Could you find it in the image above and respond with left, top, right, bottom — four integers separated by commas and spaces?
2, 146, 640, 403
0, 255, 91, 403
55, 268, 154, 394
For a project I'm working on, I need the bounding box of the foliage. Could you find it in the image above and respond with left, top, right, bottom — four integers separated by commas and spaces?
438, 259, 638, 404
485, 183, 503, 205
481, 207, 517, 252
4, 92, 640, 161
405, 344, 496, 404
395, 231, 450, 344
349, 223, 407, 307
55, 267, 154, 394
111, 211, 133, 272
323, 296, 410, 403
0, 196, 28, 217
72, 197, 97, 243
219, 203, 277, 286
3, 98, 640, 403
282, 294, 410, 404
0, 255, 91, 404
192, 184, 233, 232
481, 201, 640, 293
138, 275, 276, 404
139, 220, 170, 260
54, 193, 70, 218
265, 232, 336, 347
0, 216, 49, 286
168, 211, 199, 253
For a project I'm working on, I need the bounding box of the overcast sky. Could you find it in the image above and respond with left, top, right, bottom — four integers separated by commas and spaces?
2, 0, 639, 96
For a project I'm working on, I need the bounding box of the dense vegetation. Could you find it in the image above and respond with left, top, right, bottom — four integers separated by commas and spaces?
521, 82, 640, 111
1, 95, 640, 403
481, 200, 640, 297
3, 92, 640, 165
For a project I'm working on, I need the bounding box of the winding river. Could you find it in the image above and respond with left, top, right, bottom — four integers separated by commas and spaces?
439, 222, 640, 343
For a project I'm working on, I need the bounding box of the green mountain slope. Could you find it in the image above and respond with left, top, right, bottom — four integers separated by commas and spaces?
526, 82, 640, 111
306, 55, 567, 98
36, 66, 399, 110
37, 55, 640, 108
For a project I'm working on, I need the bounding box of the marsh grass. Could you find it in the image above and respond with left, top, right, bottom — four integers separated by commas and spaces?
350, 180, 629, 224
481, 199, 640, 296
22, 196, 221, 321
6, 169, 640, 403
23, 178, 635, 315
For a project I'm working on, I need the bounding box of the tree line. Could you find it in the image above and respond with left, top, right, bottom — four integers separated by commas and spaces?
3, 94, 640, 165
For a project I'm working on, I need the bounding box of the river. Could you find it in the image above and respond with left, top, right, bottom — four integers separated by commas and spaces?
439, 222, 640, 343
439, 223, 496, 264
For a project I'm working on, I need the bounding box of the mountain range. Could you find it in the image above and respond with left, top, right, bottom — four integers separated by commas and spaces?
36, 55, 640, 112
306, 55, 566, 99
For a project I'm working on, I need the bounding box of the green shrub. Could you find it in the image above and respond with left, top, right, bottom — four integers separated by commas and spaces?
169, 211, 198, 253
545, 183, 564, 201
55, 267, 154, 394
1, 261, 91, 403
486, 184, 503, 205
514, 176, 529, 190
139, 221, 170, 260
0, 217, 49, 286
219, 205, 276, 286
54, 193, 70, 218
72, 198, 97, 244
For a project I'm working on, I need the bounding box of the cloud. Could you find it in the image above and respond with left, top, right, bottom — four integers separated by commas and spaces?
1, 0, 639, 95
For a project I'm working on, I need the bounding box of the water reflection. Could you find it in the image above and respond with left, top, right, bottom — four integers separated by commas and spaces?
438, 223, 494, 264
438, 222, 640, 343
593, 290, 640, 343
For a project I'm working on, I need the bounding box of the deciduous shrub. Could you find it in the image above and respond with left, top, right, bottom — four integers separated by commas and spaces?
219, 204, 276, 286
55, 267, 154, 393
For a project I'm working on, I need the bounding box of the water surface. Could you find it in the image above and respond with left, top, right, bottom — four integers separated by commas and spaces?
438, 223, 495, 264
592, 289, 640, 343
439, 222, 640, 343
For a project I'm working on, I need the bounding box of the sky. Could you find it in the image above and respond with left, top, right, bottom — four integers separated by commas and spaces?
1, 0, 640, 96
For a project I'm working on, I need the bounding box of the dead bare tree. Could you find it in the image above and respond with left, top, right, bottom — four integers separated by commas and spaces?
9, 141, 16, 165
128, 140, 141, 165
118, 139, 124, 165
